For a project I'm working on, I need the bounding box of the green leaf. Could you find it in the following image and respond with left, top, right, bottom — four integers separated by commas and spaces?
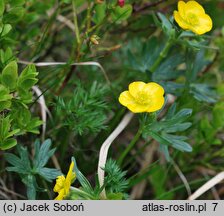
103, 159, 129, 194
107, 193, 124, 200
165, 122, 192, 133
159, 144, 170, 161
92, 3, 106, 24
0, 0, 5, 16
22, 175, 37, 200
143, 104, 193, 155
38, 168, 62, 182
1, 24, 12, 36
150, 165, 172, 199
1, 61, 18, 90
18, 145, 31, 170
10, 103, 42, 134
0, 115, 18, 150
200, 116, 217, 143
5, 140, 60, 200
162, 134, 192, 152
0, 138, 17, 150
125, 37, 163, 73
17, 64, 38, 103
0, 85, 12, 102
157, 12, 174, 37
148, 108, 192, 133
111, 4, 132, 22
0, 47, 14, 64
25, 117, 43, 134
0, 84, 12, 111
3, 7, 25, 23
190, 83, 217, 103
213, 102, 224, 129
5, 150, 30, 174
152, 54, 184, 81
148, 130, 171, 146
8, 0, 25, 7
72, 157, 93, 192
56, 82, 109, 135
33, 139, 56, 169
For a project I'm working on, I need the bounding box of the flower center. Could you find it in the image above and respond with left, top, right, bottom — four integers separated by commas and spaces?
187, 13, 199, 26
135, 93, 151, 105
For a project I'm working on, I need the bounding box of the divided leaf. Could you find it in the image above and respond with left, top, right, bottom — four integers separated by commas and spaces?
143, 103, 193, 158
5, 139, 62, 199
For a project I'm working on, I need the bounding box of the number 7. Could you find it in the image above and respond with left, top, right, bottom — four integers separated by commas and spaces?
212, 203, 218, 211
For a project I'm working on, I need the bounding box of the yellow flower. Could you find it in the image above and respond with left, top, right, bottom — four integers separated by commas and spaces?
174, 1, 212, 35
54, 161, 76, 200
119, 81, 165, 113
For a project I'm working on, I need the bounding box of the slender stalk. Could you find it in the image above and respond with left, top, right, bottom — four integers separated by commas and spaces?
86, 0, 92, 31
72, 0, 81, 46
149, 38, 173, 73
117, 128, 142, 166
41, 179, 52, 199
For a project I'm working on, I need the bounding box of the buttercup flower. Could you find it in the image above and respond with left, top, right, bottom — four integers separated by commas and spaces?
119, 81, 165, 113
54, 161, 76, 200
174, 1, 212, 35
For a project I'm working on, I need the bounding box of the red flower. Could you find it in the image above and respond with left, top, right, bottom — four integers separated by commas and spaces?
118, 0, 125, 7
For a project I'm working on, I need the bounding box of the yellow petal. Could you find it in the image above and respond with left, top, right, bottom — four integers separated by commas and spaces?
177, 1, 186, 19
146, 96, 165, 112
128, 81, 146, 98
126, 102, 149, 113
144, 82, 164, 97
53, 175, 65, 192
65, 161, 75, 186
54, 189, 65, 200
191, 14, 213, 35
119, 91, 135, 106
174, 11, 189, 30
185, 1, 205, 15
119, 90, 150, 113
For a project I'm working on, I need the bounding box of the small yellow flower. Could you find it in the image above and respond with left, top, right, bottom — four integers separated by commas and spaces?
119, 81, 165, 113
54, 161, 76, 200
174, 1, 212, 35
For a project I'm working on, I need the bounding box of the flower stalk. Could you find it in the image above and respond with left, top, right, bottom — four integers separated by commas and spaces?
149, 38, 173, 73
117, 128, 142, 166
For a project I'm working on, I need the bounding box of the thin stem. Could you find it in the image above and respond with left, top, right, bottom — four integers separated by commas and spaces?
72, 0, 81, 46
41, 178, 52, 199
118, 128, 142, 166
149, 38, 173, 73
86, 0, 92, 31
